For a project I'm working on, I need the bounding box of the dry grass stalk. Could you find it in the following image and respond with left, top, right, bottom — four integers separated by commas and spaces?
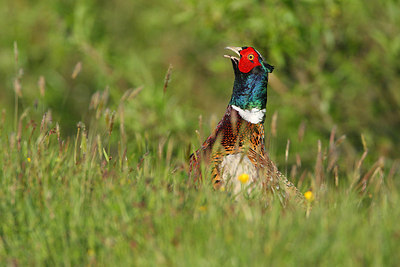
137, 151, 150, 171
357, 157, 385, 193
14, 78, 22, 97
166, 138, 174, 166
38, 76, 45, 97
14, 41, 18, 65
315, 140, 324, 189
197, 115, 203, 145
104, 109, 115, 136
195, 130, 201, 147
271, 111, 278, 137
163, 64, 173, 94
97, 134, 103, 159
40, 111, 52, 133
90, 92, 100, 110
158, 137, 167, 160
334, 135, 346, 146
209, 114, 218, 133
285, 139, 290, 163
296, 153, 302, 167
327, 126, 338, 171
56, 123, 62, 154
334, 166, 339, 187
297, 121, 306, 143
72, 62, 82, 79
297, 170, 308, 189
349, 149, 368, 190
290, 165, 297, 180
119, 105, 126, 145
17, 108, 29, 151
121, 86, 144, 102
74, 123, 82, 164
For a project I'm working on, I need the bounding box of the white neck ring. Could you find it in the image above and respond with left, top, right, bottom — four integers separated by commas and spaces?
231, 105, 266, 124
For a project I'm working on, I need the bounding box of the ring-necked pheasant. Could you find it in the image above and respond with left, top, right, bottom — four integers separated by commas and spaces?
189, 46, 305, 206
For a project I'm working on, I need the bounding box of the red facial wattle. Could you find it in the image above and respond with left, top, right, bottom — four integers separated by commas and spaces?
238, 47, 262, 73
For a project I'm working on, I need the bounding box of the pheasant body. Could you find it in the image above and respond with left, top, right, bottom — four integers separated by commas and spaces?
189, 46, 305, 206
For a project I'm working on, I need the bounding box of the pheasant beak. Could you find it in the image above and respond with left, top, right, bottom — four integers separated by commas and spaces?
223, 46, 242, 62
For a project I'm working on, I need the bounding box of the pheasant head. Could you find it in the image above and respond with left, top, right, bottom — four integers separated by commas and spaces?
224, 46, 274, 124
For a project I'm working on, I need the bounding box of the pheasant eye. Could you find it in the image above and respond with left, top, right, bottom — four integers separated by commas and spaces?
248, 54, 254, 61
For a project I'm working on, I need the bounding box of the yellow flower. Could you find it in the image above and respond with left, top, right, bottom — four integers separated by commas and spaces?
27, 157, 31, 162
87, 249, 95, 256
304, 191, 314, 202
199, 205, 207, 211
238, 173, 250, 184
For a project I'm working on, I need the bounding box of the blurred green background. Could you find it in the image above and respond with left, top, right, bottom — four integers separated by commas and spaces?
1, 0, 399, 164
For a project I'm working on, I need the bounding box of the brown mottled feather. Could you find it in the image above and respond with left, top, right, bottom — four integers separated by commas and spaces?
189, 106, 305, 206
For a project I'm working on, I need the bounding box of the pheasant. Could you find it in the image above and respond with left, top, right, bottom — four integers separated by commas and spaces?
189, 46, 305, 206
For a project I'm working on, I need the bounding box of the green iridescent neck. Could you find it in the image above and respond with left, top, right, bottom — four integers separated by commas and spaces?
229, 71, 268, 110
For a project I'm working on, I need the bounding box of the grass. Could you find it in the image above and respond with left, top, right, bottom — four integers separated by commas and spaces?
0, 90, 399, 266
1, 0, 400, 265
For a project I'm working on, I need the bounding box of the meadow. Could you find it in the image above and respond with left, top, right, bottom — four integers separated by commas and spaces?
1, 0, 400, 265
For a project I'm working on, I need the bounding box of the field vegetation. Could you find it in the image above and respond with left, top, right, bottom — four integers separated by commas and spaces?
0, 0, 399, 265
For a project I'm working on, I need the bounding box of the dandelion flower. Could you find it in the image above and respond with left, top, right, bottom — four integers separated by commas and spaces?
238, 173, 249, 184
27, 157, 31, 162
304, 191, 314, 202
